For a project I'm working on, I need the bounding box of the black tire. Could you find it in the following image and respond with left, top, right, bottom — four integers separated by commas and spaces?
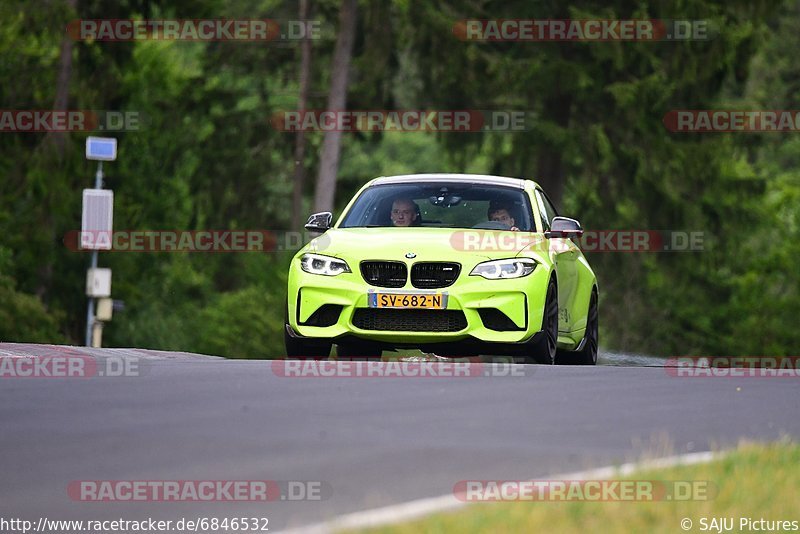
336, 341, 383, 360
527, 277, 558, 365
284, 327, 332, 359
284, 302, 331, 359
558, 289, 598, 365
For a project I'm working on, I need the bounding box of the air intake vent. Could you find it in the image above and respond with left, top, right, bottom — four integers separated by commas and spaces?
300, 304, 343, 327
352, 309, 467, 332
478, 308, 525, 331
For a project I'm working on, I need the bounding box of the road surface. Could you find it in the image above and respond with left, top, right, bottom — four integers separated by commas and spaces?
1, 343, 797, 531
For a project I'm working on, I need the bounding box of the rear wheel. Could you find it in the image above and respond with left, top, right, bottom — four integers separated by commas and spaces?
578, 291, 599, 365
527, 278, 558, 365
558, 289, 598, 365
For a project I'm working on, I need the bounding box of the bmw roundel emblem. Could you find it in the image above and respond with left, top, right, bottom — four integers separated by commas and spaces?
405, 252, 416, 259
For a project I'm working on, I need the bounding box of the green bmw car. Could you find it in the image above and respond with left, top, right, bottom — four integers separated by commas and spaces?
285, 174, 598, 364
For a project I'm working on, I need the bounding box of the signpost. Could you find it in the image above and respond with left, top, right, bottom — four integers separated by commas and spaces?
85, 136, 117, 161
83, 137, 116, 347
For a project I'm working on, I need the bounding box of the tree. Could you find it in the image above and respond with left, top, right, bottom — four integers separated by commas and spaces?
291, 0, 314, 229
313, 0, 357, 213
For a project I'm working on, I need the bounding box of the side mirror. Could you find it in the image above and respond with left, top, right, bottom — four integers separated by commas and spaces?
304, 212, 333, 233
545, 216, 583, 239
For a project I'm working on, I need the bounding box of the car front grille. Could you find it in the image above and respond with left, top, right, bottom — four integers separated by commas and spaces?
410, 262, 461, 289
352, 309, 467, 332
360, 261, 407, 288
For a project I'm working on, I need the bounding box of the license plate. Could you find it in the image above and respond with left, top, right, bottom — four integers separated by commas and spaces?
368, 292, 447, 309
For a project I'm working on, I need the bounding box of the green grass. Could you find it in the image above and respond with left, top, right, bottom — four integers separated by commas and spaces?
352, 441, 800, 534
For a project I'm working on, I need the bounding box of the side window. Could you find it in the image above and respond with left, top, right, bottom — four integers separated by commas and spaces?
534, 189, 551, 231
540, 190, 559, 224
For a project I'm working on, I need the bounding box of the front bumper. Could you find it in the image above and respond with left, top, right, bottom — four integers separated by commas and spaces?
287, 263, 549, 347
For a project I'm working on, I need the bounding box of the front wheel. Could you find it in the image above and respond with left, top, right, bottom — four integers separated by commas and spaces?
526, 278, 558, 365
284, 326, 332, 359
336, 341, 383, 360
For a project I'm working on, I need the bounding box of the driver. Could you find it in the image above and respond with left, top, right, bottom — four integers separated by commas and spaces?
487, 203, 519, 231
390, 198, 419, 227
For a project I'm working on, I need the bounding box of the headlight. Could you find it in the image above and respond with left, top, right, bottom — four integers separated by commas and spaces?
470, 258, 537, 279
300, 253, 351, 276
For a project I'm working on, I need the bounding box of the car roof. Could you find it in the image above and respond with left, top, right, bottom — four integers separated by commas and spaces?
369, 173, 538, 190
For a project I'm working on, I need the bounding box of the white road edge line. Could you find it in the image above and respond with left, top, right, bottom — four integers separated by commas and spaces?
280, 449, 726, 534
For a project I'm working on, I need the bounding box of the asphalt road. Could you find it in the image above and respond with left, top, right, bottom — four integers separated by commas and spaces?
1, 343, 798, 532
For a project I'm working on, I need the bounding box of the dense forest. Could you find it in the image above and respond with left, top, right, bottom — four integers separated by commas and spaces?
2, 0, 798, 358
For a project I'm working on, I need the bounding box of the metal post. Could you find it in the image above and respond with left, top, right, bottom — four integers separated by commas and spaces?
85, 161, 103, 347
94, 161, 103, 189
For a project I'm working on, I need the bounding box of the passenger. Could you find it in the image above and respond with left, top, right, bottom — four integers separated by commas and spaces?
487, 203, 519, 231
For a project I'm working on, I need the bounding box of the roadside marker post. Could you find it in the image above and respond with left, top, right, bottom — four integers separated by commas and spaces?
83, 137, 117, 347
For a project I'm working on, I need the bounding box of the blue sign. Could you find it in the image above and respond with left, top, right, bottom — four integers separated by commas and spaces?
85, 136, 117, 161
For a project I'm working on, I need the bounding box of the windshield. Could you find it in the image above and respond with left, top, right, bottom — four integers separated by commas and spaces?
338, 182, 535, 231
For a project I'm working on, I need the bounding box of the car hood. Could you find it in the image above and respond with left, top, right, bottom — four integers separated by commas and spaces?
301, 227, 546, 264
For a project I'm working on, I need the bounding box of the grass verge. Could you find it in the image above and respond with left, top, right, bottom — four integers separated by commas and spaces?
353, 441, 799, 534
